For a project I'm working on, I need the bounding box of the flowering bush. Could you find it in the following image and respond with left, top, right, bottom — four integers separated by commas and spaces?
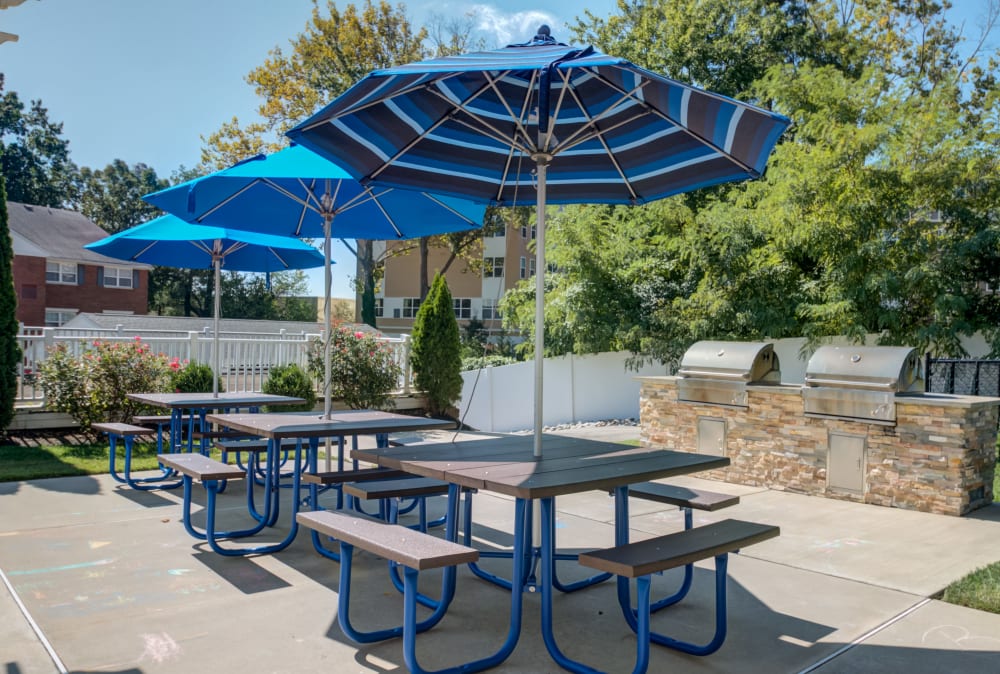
37, 338, 173, 433
306, 326, 402, 410
262, 363, 316, 412
169, 360, 221, 393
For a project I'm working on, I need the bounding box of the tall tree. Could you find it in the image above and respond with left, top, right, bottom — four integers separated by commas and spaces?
410, 272, 462, 416
73, 160, 168, 233
0, 74, 78, 207
199, 1, 487, 326
504, 0, 1000, 362
0, 163, 20, 432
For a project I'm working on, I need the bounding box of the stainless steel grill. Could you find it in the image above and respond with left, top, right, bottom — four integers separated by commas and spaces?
676, 341, 781, 407
802, 345, 924, 424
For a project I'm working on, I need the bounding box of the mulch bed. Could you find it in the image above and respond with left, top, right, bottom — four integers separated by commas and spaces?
1, 429, 96, 447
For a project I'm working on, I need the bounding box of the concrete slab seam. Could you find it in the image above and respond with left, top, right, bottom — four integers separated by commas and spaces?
795, 597, 932, 674
0, 564, 68, 673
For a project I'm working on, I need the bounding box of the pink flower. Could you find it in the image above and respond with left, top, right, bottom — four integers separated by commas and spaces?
354, 331, 365, 338
134, 336, 142, 341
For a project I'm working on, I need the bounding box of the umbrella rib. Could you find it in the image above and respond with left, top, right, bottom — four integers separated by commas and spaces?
369, 74, 536, 181
132, 240, 159, 260
269, 248, 291, 269
365, 191, 406, 238
197, 180, 262, 222
580, 67, 760, 176
480, 69, 537, 151
418, 190, 485, 225
550, 71, 650, 153
556, 72, 640, 201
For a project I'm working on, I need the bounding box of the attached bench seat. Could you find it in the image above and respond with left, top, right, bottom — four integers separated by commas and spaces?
157, 453, 246, 482
297, 510, 489, 672
623, 482, 740, 511
93, 422, 178, 491
570, 519, 780, 672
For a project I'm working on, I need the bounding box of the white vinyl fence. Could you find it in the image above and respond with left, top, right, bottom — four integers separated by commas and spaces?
457, 352, 670, 432
14, 326, 412, 405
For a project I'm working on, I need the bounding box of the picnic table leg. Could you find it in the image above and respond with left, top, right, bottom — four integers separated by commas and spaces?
614, 488, 695, 624
397, 490, 525, 673
202, 443, 305, 556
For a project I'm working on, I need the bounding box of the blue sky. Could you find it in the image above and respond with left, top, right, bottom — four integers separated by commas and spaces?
2, 0, 994, 296
1, 0, 607, 297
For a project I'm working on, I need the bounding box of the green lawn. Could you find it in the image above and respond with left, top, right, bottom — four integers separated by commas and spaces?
0, 440, 167, 482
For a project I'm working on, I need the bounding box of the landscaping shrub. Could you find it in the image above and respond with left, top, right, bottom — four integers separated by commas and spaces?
411, 273, 462, 417
461, 355, 516, 371
169, 360, 221, 393
262, 363, 316, 412
307, 325, 401, 410
38, 338, 172, 434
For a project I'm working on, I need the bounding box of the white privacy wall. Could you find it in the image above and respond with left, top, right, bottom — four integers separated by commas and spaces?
457, 352, 670, 432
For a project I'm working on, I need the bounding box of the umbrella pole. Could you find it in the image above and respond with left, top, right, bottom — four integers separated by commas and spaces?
533, 156, 550, 458
212, 254, 221, 398
323, 214, 333, 470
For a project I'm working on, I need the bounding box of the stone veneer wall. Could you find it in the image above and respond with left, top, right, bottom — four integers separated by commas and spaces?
639, 377, 999, 516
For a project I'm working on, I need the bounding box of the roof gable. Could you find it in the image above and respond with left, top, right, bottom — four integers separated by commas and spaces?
6, 201, 150, 268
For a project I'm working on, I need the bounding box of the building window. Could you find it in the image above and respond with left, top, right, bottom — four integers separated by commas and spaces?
103, 266, 133, 288
482, 299, 501, 320
528, 258, 536, 277
45, 261, 77, 284
44, 308, 76, 327
374, 298, 384, 318
519, 256, 527, 279
483, 215, 506, 237
402, 298, 421, 318
521, 223, 536, 240
453, 298, 472, 319
484, 256, 504, 278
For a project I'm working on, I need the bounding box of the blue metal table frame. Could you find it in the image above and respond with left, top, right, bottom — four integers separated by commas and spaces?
197, 410, 456, 556
353, 434, 730, 673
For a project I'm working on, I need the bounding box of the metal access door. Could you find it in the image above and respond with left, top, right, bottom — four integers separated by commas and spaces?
828, 432, 865, 493
697, 417, 726, 456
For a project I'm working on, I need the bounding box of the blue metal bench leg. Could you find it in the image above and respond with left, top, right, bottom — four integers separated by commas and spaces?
107, 432, 181, 491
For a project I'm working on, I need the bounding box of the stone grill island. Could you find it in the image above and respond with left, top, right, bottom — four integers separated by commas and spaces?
639, 342, 1000, 516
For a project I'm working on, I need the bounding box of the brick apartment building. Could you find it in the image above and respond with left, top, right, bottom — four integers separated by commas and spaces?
9, 201, 150, 326
373, 217, 536, 334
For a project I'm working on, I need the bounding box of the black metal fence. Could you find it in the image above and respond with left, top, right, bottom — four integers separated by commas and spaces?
925, 355, 1000, 396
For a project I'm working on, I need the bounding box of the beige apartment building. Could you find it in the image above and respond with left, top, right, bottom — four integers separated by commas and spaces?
373, 218, 537, 335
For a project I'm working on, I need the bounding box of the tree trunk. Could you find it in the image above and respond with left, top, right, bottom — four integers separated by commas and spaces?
419, 237, 430, 300
357, 239, 377, 328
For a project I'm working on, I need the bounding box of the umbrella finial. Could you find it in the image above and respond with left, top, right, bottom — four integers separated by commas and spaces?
534, 25, 554, 44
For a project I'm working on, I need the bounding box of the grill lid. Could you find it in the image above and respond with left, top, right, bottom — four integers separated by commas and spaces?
803, 345, 924, 424
677, 341, 780, 408
678, 341, 781, 383
804, 346, 923, 393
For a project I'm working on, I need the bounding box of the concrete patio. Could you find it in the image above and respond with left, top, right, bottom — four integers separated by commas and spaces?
2, 424, 1000, 673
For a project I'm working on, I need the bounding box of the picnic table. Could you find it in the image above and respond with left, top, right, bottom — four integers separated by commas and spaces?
184, 410, 456, 555
126, 391, 307, 452
352, 433, 730, 671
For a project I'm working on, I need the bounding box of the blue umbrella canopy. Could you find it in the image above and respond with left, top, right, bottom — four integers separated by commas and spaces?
287, 26, 791, 454
85, 214, 327, 272
86, 215, 326, 396
143, 144, 487, 418
143, 144, 487, 239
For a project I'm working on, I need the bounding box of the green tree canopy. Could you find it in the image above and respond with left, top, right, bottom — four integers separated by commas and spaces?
73, 160, 168, 234
503, 0, 1000, 362
0, 74, 78, 207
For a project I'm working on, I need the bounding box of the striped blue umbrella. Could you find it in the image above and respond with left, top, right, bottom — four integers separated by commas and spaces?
288, 27, 791, 454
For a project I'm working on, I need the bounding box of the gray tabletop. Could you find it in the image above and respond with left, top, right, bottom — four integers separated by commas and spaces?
352, 434, 730, 499
127, 391, 306, 409
205, 410, 455, 440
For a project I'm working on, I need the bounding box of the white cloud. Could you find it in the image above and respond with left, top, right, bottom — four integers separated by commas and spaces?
468, 5, 566, 47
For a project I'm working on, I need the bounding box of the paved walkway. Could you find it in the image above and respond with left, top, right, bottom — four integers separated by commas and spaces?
1, 425, 999, 673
